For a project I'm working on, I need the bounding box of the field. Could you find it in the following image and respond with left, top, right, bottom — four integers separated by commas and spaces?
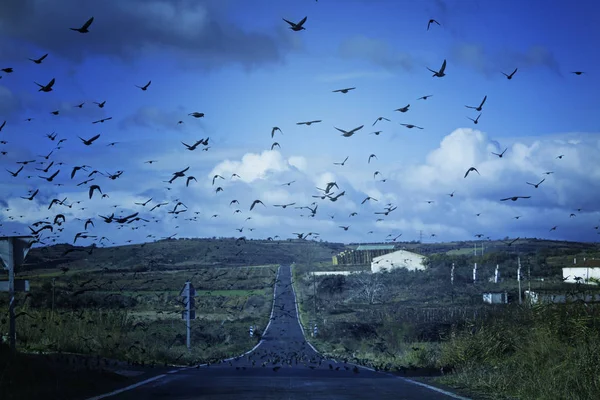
2, 237, 600, 399
293, 239, 600, 400
2, 237, 345, 399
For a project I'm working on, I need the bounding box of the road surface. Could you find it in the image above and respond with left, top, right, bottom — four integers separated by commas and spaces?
89, 265, 468, 400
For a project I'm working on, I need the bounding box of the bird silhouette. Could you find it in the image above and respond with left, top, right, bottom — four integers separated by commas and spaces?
283, 16, 308, 31
70, 17, 94, 33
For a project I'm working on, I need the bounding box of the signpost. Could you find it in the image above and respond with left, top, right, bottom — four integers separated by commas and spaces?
179, 281, 196, 350
0, 236, 35, 354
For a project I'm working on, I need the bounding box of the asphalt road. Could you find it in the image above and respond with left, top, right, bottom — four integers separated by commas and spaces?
89, 265, 468, 400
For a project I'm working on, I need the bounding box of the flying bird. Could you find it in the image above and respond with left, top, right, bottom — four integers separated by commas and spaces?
29, 53, 48, 64
417, 95, 433, 100
92, 117, 112, 124
70, 17, 94, 33
35, 78, 55, 92
271, 127, 282, 138
189, 112, 204, 118
79, 134, 100, 146
88, 185, 102, 199
526, 178, 545, 188
427, 59, 446, 77
502, 68, 518, 80
492, 148, 507, 158
136, 80, 151, 91
427, 19, 441, 30
400, 123, 423, 129
186, 176, 197, 187
464, 167, 480, 178
395, 104, 410, 113
467, 113, 481, 124
335, 125, 364, 137
372, 117, 390, 126
332, 87, 355, 94
500, 196, 531, 202
465, 95, 487, 111
297, 120, 321, 126
283, 16, 307, 31
250, 200, 265, 211
334, 156, 348, 166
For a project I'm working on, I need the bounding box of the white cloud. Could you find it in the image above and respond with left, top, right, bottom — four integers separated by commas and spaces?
2, 126, 600, 245
209, 150, 290, 184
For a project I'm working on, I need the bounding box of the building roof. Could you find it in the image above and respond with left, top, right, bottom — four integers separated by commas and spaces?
356, 245, 395, 251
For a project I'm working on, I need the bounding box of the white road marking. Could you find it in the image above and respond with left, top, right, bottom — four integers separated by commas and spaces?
223, 265, 281, 362
85, 374, 167, 400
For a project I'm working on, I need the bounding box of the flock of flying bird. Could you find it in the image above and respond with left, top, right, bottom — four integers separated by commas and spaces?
0, 10, 595, 257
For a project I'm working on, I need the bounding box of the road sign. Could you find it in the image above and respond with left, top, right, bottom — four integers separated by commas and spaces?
0, 236, 35, 270
0, 236, 35, 354
0, 280, 29, 292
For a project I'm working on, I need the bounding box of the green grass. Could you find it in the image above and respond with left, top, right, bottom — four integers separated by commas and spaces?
446, 248, 475, 256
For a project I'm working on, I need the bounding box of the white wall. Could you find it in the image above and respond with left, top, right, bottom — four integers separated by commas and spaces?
562, 267, 600, 284
371, 250, 427, 273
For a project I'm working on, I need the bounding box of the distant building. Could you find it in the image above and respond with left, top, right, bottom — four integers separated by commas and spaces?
483, 292, 508, 304
525, 290, 600, 304
371, 250, 427, 273
562, 267, 600, 285
333, 244, 395, 265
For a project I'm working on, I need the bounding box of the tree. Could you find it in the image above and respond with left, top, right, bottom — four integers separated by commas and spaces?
350, 272, 388, 305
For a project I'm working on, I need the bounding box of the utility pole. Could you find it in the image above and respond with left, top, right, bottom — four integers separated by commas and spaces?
451, 262, 455, 303
51, 278, 56, 322
180, 281, 196, 351
517, 256, 522, 304
419, 230, 423, 243
7, 238, 15, 353
528, 260, 531, 293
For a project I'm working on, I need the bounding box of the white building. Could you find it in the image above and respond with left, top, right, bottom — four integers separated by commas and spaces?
483, 292, 508, 304
562, 267, 600, 285
371, 250, 427, 273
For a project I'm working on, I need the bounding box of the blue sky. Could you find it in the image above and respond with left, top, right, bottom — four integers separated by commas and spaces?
0, 0, 599, 247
